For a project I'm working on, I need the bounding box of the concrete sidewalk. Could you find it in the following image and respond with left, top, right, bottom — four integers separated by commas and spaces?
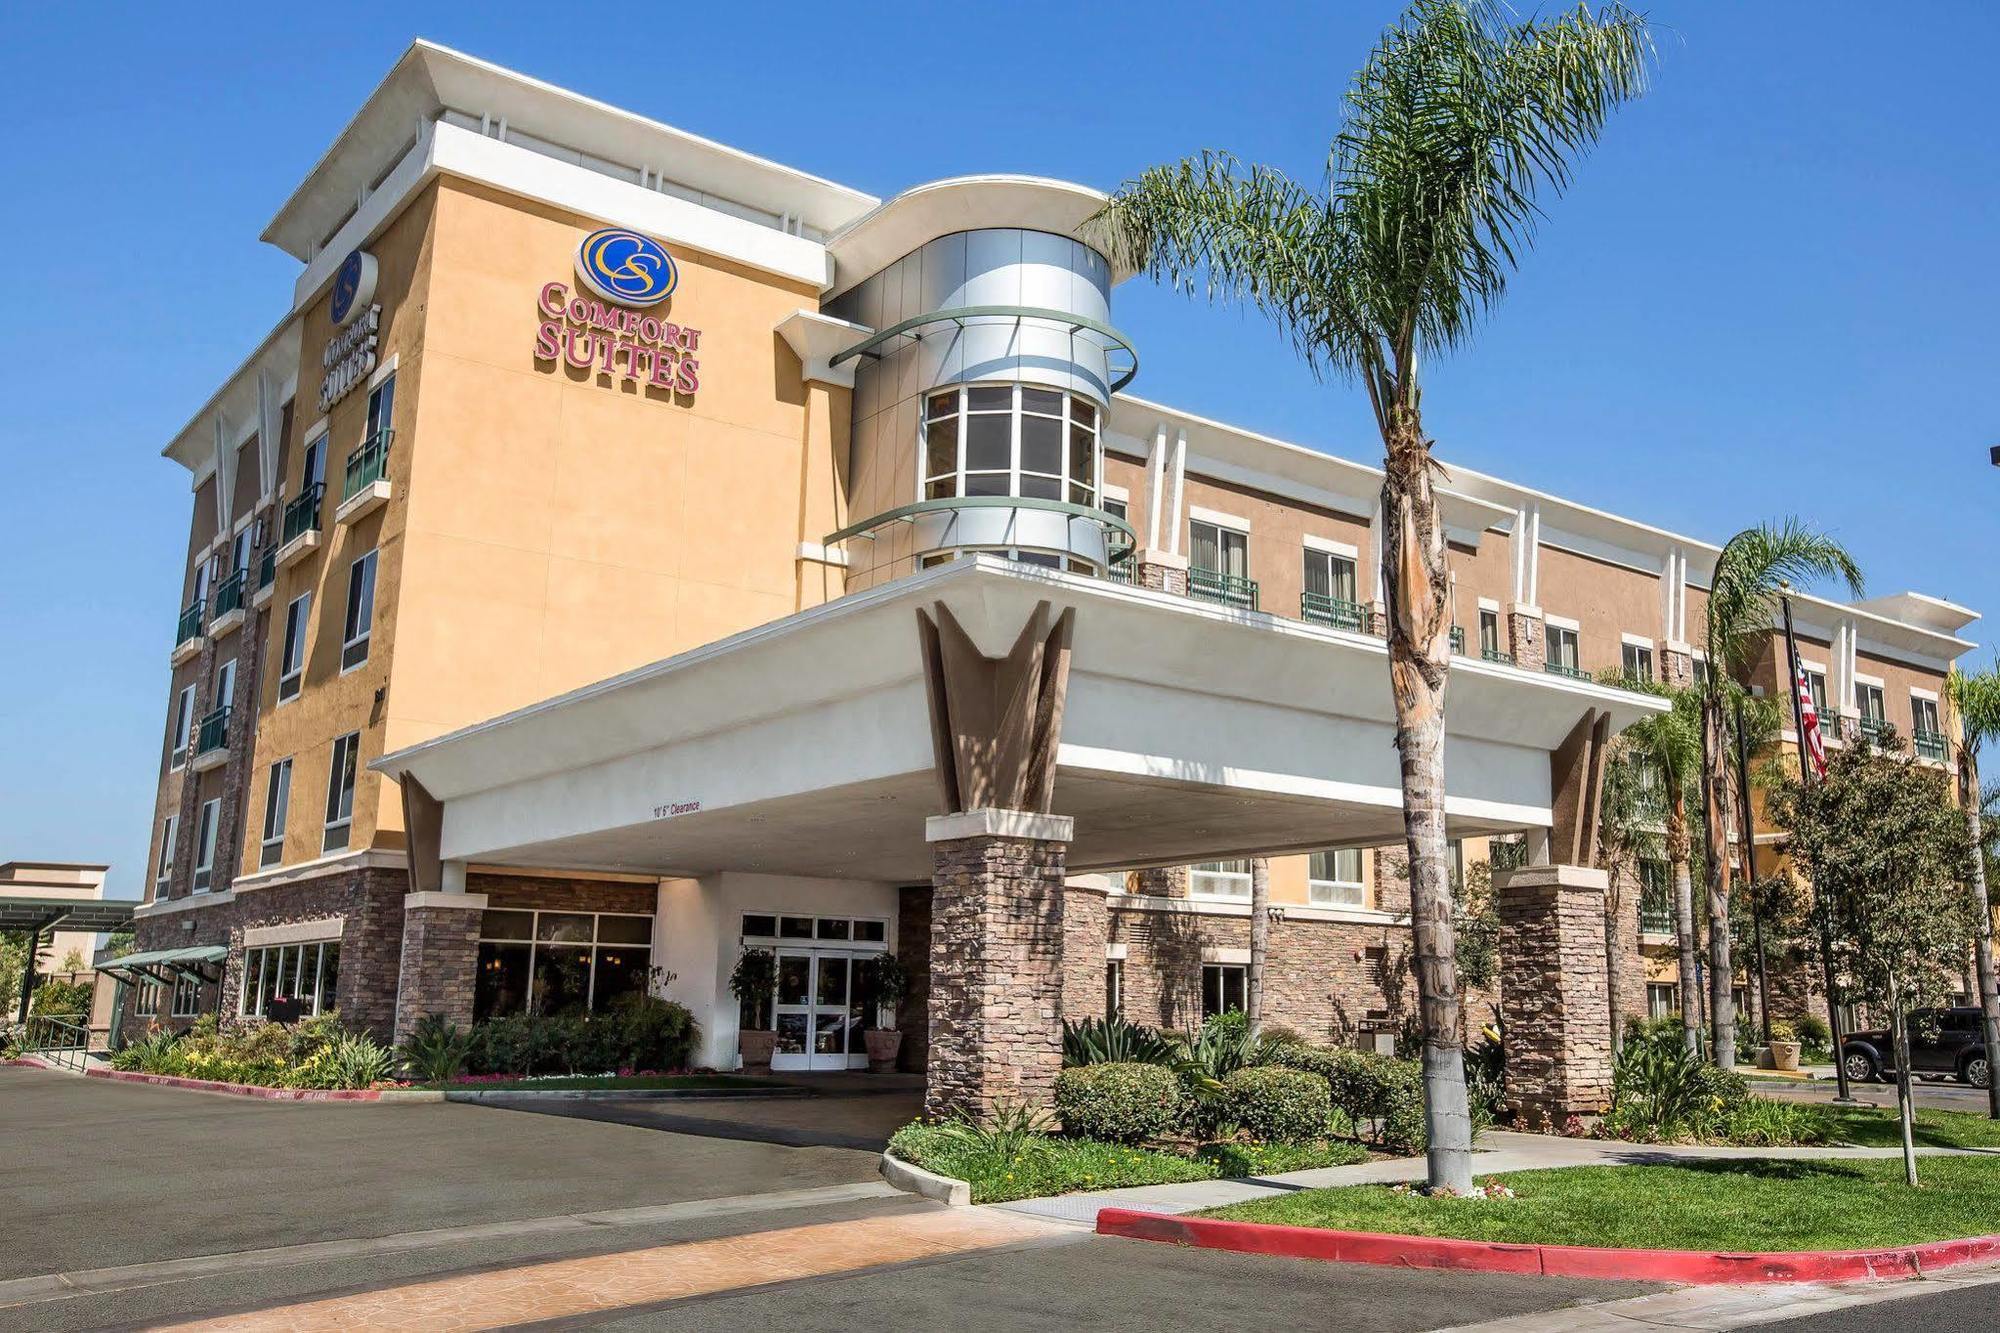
988, 1130, 1994, 1225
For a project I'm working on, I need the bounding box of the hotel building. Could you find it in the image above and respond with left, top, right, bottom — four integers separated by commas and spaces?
126, 43, 1980, 1119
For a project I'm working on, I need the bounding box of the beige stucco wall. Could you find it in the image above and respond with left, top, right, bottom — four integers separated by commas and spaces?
1536, 544, 1661, 677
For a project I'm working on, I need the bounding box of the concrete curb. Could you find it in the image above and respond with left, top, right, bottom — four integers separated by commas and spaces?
80, 1068, 803, 1104
86, 1068, 392, 1100
880, 1152, 972, 1207
441, 1085, 809, 1102
1096, 1208, 2000, 1284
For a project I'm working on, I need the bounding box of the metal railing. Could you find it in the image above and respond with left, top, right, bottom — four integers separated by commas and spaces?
281, 482, 326, 547
211, 568, 246, 620
196, 705, 231, 755
1189, 567, 1259, 611
1639, 905, 1675, 935
257, 545, 276, 591
1481, 646, 1515, 665
175, 600, 203, 648
1103, 559, 1134, 585
1545, 661, 1591, 681
1300, 591, 1372, 632
1449, 625, 1465, 654
1816, 708, 1845, 742
1914, 730, 1948, 763
21, 1014, 89, 1072
1857, 715, 1888, 745
343, 428, 393, 502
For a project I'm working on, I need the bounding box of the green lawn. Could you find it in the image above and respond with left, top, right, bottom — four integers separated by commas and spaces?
1823, 1104, 2000, 1150
429, 1073, 774, 1092
1202, 1156, 2000, 1251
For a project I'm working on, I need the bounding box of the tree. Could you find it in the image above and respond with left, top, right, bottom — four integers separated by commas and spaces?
1699, 523, 1862, 1066
1092, 0, 1650, 1193
1614, 683, 1704, 1052
1946, 663, 2000, 1116
1247, 856, 1271, 1039
1596, 740, 1662, 1051
1772, 736, 1975, 1185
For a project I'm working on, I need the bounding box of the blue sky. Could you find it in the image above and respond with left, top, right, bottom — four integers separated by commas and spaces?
2, 3, 1994, 896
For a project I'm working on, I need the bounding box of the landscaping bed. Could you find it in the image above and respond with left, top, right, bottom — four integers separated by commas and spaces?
1197, 1156, 2000, 1253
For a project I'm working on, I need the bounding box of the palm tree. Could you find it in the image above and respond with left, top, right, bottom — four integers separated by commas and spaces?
1595, 744, 1661, 1051
1092, 0, 1650, 1191
1946, 663, 2000, 1116
1616, 685, 1704, 1053
1700, 522, 1863, 1066
1247, 857, 1271, 1039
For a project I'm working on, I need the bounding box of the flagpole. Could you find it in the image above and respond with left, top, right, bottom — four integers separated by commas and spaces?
1781, 585, 1858, 1105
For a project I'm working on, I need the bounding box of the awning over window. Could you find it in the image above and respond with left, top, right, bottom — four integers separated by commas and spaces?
96, 944, 227, 980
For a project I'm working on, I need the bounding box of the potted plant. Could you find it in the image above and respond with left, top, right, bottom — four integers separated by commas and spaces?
857, 954, 910, 1073
728, 948, 777, 1072
1766, 1019, 1801, 1073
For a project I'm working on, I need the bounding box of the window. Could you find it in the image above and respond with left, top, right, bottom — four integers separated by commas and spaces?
1646, 982, 1678, 1019
1804, 669, 1828, 715
739, 914, 887, 944
1693, 656, 1711, 690
323, 731, 360, 852
193, 798, 220, 892
154, 815, 178, 897
230, 526, 252, 579
1106, 960, 1123, 1020
365, 372, 395, 441
1302, 548, 1359, 604
214, 656, 237, 712
278, 592, 311, 701
135, 976, 162, 1017
1190, 859, 1251, 898
1621, 641, 1654, 683
260, 758, 292, 869
1188, 519, 1248, 579
474, 909, 655, 1020
921, 384, 1100, 509
240, 940, 341, 1018
1912, 695, 1940, 738
1201, 963, 1247, 1019
171, 973, 204, 1018
190, 557, 211, 611
1308, 848, 1365, 906
1855, 682, 1887, 742
1638, 859, 1671, 932
169, 683, 196, 769
1478, 609, 1501, 657
341, 549, 377, 671
1548, 625, 1581, 672
302, 432, 327, 491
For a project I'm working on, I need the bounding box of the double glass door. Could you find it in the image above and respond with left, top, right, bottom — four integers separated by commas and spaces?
772, 949, 868, 1071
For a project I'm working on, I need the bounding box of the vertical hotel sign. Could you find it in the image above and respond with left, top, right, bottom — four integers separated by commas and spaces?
319, 250, 381, 412
533, 228, 701, 396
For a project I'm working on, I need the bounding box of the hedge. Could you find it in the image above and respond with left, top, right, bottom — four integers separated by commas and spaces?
1054, 1061, 1184, 1143
1222, 1065, 1332, 1143
1266, 1042, 1488, 1153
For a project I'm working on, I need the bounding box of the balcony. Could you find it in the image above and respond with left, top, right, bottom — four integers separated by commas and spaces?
191, 705, 231, 773
1816, 708, 1845, 744
1857, 715, 1888, 746
337, 429, 394, 523
1914, 730, 1949, 763
1300, 591, 1373, 633
172, 600, 203, 664
208, 568, 246, 637
277, 483, 325, 569
1481, 646, 1515, 665
1640, 903, 1675, 937
1189, 567, 1258, 612
1545, 661, 1591, 682
1449, 625, 1464, 655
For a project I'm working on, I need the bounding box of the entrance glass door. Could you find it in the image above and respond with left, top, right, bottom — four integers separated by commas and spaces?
771, 949, 866, 1071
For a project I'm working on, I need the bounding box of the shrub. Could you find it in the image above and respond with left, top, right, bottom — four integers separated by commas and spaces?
1062, 1015, 1177, 1067
1264, 1042, 1485, 1153
1222, 1066, 1332, 1143
464, 1000, 698, 1078
30, 977, 92, 1017
400, 1013, 474, 1084
1795, 1013, 1832, 1048
106, 1013, 389, 1089
1055, 1062, 1183, 1143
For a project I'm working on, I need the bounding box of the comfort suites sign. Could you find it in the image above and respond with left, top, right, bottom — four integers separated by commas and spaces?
533, 228, 702, 397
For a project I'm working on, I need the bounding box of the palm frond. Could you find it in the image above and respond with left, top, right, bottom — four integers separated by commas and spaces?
1705, 519, 1865, 683
1947, 662, 2000, 755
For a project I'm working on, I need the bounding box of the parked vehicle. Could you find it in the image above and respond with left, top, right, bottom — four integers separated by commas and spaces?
1840, 1007, 1991, 1088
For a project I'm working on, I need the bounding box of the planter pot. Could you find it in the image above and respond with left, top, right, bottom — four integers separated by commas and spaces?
739, 1029, 776, 1072
864, 1029, 904, 1073
1770, 1040, 1801, 1072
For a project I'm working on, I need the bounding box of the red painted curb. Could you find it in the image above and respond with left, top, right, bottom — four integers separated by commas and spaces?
1095, 1209, 2000, 1285
85, 1068, 383, 1101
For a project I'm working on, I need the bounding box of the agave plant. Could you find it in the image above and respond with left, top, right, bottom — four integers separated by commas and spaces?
933, 1101, 1055, 1168
1061, 1015, 1177, 1068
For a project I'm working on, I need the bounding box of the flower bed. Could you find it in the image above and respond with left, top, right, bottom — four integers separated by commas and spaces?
109, 1014, 393, 1090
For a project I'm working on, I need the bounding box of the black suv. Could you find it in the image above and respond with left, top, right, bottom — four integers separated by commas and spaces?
1841, 1007, 1992, 1089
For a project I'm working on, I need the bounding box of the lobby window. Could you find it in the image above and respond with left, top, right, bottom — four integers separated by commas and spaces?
171, 973, 203, 1018
323, 731, 360, 852
240, 939, 341, 1019
135, 976, 161, 1017
1478, 609, 1501, 657
341, 549, 377, 671
192, 798, 220, 892
278, 592, 311, 701
1548, 625, 1581, 673
1308, 849, 1365, 907
1190, 859, 1251, 899
154, 814, 178, 898
1621, 641, 1653, 684
260, 758, 292, 869
169, 683, 195, 769
474, 909, 655, 1020
1647, 982, 1678, 1019
1106, 960, 1123, 1019
921, 384, 1100, 508
1201, 963, 1247, 1019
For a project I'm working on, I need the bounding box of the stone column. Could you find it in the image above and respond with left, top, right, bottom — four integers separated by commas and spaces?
924, 808, 1072, 1121
1658, 639, 1694, 690
1507, 603, 1546, 672
1495, 864, 1613, 1131
394, 890, 488, 1041
1132, 864, 1190, 898
1135, 549, 1188, 597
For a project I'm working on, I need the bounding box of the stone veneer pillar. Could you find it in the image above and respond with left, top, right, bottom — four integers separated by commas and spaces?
1495, 864, 1613, 1131
1135, 549, 1189, 597
1507, 603, 1546, 672
924, 808, 1073, 1122
394, 891, 488, 1042
1132, 865, 1190, 898
1658, 640, 1694, 690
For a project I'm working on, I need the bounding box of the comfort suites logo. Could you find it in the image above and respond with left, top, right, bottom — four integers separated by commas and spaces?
533, 227, 701, 396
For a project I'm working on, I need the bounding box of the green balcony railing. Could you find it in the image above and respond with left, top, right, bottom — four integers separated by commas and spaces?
1190, 567, 1259, 611
1103, 559, 1134, 585
281, 482, 325, 547
1545, 661, 1591, 681
1449, 625, 1465, 655
211, 568, 245, 620
1300, 591, 1372, 632
196, 705, 231, 756
1815, 708, 1844, 741
1480, 646, 1514, 665
257, 545, 276, 591
1857, 715, 1888, 745
175, 600, 203, 648
1639, 904, 1674, 935
343, 428, 393, 502
1914, 730, 1948, 763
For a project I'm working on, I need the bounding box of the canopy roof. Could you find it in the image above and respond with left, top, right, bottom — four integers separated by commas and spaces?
0, 896, 140, 935
97, 945, 227, 975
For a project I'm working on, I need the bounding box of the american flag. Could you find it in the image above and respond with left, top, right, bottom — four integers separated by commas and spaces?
1795, 660, 1828, 781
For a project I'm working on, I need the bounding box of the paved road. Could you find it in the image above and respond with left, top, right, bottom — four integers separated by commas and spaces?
1756, 1074, 1995, 1114
1760, 1281, 2000, 1330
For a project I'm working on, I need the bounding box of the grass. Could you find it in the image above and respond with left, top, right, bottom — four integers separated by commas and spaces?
424, 1073, 772, 1092
1202, 1156, 2000, 1252
1823, 1104, 2000, 1150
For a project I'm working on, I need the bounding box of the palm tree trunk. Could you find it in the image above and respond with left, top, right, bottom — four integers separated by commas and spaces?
1381, 408, 1472, 1195
1963, 748, 2000, 1118
1701, 696, 1737, 1068
1669, 803, 1702, 1056
1247, 857, 1270, 1040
